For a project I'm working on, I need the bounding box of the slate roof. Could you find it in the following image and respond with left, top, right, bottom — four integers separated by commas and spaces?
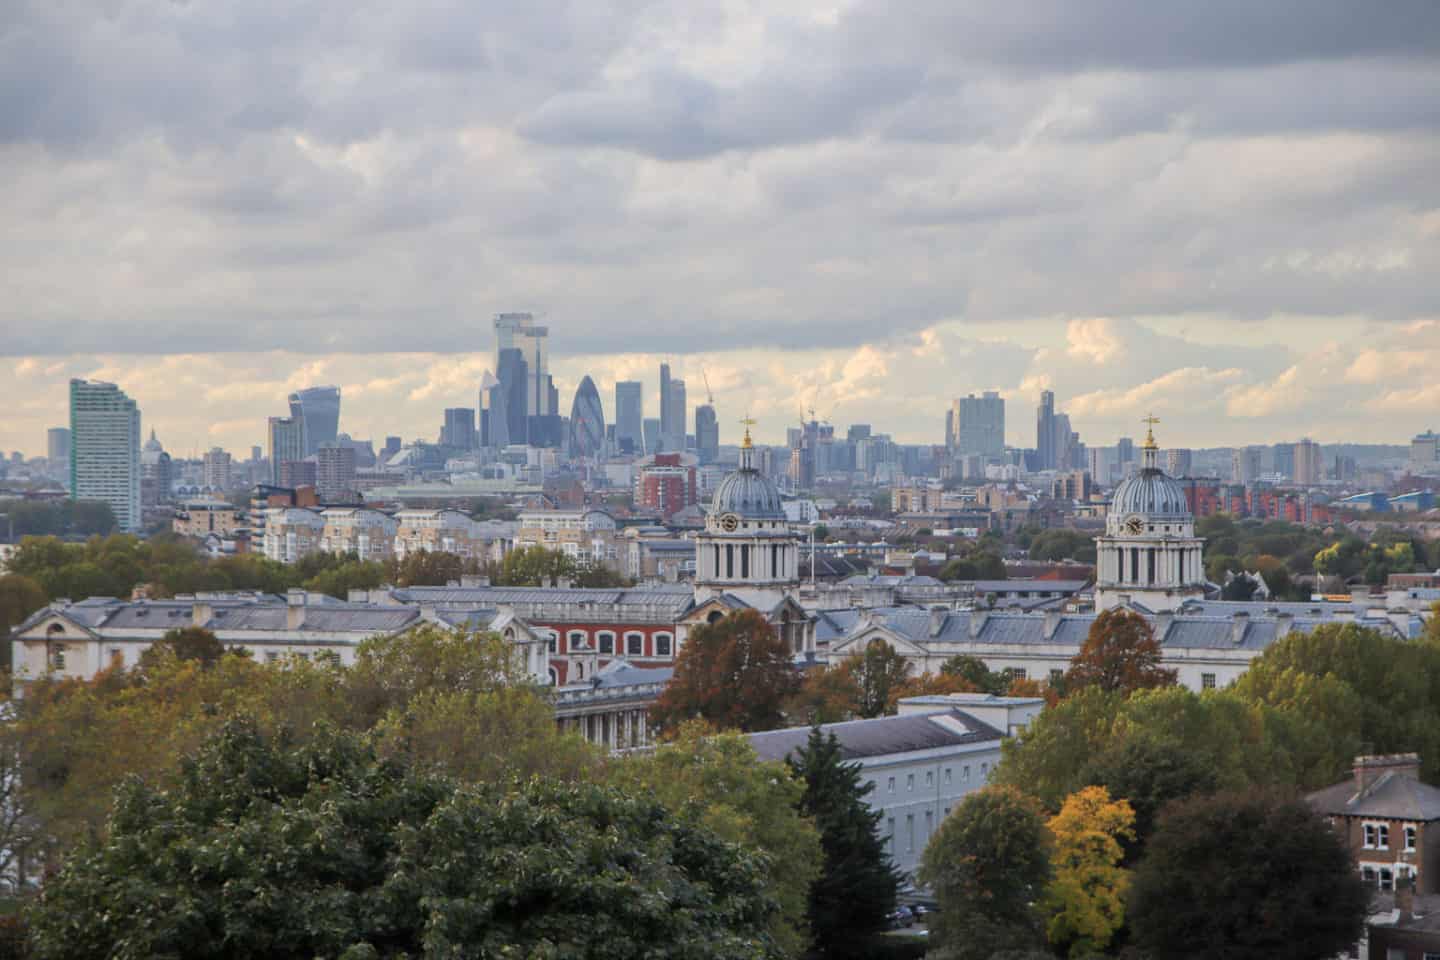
390, 584, 694, 614
1307, 772, 1440, 821
747, 709, 1003, 764
207, 605, 420, 634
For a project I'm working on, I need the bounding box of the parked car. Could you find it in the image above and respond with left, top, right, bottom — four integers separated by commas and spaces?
887, 906, 915, 929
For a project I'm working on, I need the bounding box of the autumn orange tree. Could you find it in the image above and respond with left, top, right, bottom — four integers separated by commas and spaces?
1064, 608, 1176, 694
651, 609, 799, 733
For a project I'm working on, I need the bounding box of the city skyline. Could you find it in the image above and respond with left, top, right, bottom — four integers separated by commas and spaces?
7, 317, 1440, 458
3, 4, 1438, 456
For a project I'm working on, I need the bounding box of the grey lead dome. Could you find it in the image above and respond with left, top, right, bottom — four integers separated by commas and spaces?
709, 464, 786, 520
1111, 466, 1189, 517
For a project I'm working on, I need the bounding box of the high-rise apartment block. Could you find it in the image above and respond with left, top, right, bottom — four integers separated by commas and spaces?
615, 381, 643, 455
288, 386, 341, 457
952, 392, 1005, 458
1034, 391, 1078, 470
1293, 438, 1322, 485
316, 444, 357, 500
268, 416, 306, 485
1166, 448, 1193, 479
202, 447, 233, 491
69, 379, 141, 532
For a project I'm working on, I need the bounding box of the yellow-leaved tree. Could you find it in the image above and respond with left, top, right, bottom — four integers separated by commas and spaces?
1043, 785, 1136, 957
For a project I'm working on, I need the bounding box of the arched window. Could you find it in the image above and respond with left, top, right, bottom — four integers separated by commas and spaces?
547, 667, 559, 686
575, 662, 584, 680
707, 610, 725, 624
568, 630, 588, 650
597, 632, 615, 654
654, 633, 673, 658
625, 632, 644, 657
546, 631, 558, 654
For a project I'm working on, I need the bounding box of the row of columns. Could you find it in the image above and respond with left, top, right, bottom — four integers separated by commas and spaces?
557, 707, 652, 752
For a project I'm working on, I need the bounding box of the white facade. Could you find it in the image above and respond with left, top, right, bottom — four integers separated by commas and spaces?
262, 508, 326, 564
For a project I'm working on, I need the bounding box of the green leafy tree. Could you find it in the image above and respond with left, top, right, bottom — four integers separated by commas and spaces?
610, 726, 823, 957
303, 559, 386, 599
1079, 735, 1219, 859
787, 729, 898, 959
1129, 791, 1368, 960
1041, 786, 1134, 957
137, 626, 227, 670
651, 610, 799, 733
1064, 608, 1177, 695
919, 786, 1051, 960
941, 654, 1009, 695
492, 545, 578, 586
0, 572, 47, 636
27, 719, 785, 959
845, 639, 912, 718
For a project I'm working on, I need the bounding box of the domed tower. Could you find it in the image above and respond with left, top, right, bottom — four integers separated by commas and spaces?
1095, 417, 1206, 611
693, 419, 800, 610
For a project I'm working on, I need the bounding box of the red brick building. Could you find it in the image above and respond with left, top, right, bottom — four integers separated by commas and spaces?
636, 454, 697, 519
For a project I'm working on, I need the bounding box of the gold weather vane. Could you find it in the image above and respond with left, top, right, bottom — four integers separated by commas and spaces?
1142, 413, 1160, 449
739, 415, 757, 449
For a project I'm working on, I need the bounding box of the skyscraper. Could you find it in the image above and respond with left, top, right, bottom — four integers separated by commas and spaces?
1271, 442, 1295, 480
268, 416, 305, 485
288, 386, 341, 457
695, 404, 719, 464
1036, 390, 1057, 470
69, 379, 141, 532
667, 378, 688, 452
441, 408, 477, 449
953, 392, 1005, 458
494, 312, 554, 420
494, 347, 529, 447
568, 376, 606, 459
659, 363, 674, 451
642, 418, 661, 457
614, 381, 643, 455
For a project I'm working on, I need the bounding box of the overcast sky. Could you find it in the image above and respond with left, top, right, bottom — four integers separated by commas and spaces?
4, 1, 1440, 456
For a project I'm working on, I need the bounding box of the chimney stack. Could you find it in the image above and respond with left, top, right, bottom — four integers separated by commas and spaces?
286, 589, 306, 631
1354, 753, 1421, 794
929, 607, 947, 637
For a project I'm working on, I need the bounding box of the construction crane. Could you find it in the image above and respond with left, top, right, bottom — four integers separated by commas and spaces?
701, 367, 715, 405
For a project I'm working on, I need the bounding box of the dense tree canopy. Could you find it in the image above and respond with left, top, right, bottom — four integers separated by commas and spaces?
608, 727, 822, 958
28, 719, 784, 960
919, 786, 1051, 960
788, 729, 898, 959
136, 626, 226, 670
0, 499, 116, 538
651, 610, 799, 733
1129, 791, 1368, 960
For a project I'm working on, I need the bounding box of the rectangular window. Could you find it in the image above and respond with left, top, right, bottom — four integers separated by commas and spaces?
963, 765, 970, 781
627, 634, 644, 656
1050, 669, 1064, 684
943, 806, 951, 817
1201, 673, 1217, 689
1362, 866, 1377, 884
944, 768, 952, 784
1363, 824, 1377, 848
1378, 824, 1390, 849
108, 647, 123, 666
888, 777, 895, 793
907, 774, 915, 792
265, 651, 279, 663
1380, 867, 1394, 891
980, 762, 989, 777
926, 771, 934, 787
906, 814, 915, 853
925, 810, 933, 841
1012, 667, 1027, 681
1405, 826, 1418, 852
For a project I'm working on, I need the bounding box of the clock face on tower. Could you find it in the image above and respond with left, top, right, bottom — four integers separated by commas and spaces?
719, 513, 740, 532
1124, 515, 1146, 536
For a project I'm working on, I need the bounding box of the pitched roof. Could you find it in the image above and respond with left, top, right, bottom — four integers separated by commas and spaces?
747, 709, 1003, 763
1307, 771, 1440, 821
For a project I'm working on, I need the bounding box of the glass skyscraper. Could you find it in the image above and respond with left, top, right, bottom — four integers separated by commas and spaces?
615, 381, 643, 454
288, 385, 341, 457
69, 379, 141, 532
568, 376, 606, 459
